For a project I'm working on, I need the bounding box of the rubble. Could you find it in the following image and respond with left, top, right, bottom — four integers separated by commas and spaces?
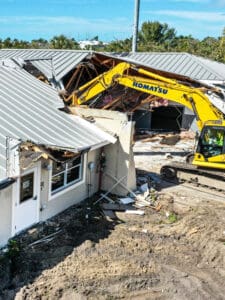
98, 168, 160, 219
98, 131, 195, 219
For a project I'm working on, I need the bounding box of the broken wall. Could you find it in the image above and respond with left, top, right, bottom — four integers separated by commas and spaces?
70, 108, 137, 196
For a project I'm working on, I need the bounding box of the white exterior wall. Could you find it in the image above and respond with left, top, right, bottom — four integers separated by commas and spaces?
39, 149, 100, 221
0, 185, 13, 247
0, 149, 101, 247
102, 121, 136, 195
70, 107, 137, 196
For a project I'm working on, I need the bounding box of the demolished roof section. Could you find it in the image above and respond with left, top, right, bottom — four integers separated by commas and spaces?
0, 61, 116, 180
1, 50, 225, 87
62, 53, 225, 114
0, 49, 91, 82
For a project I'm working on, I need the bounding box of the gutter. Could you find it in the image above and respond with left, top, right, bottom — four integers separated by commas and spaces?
0, 177, 16, 191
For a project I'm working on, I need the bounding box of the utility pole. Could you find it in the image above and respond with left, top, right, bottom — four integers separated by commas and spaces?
132, 0, 140, 53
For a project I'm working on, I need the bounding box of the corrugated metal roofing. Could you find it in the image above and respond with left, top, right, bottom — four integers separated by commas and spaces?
0, 63, 114, 180
113, 52, 225, 81
0, 49, 90, 81
1, 50, 225, 83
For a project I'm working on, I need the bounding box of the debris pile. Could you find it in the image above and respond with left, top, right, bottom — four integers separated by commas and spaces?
98, 171, 162, 220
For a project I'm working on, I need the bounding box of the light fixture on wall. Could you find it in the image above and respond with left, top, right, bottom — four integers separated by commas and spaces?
88, 161, 95, 171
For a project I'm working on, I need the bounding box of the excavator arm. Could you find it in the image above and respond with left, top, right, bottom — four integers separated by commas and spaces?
66, 62, 224, 131
116, 74, 223, 130
67, 62, 131, 106
65, 61, 225, 185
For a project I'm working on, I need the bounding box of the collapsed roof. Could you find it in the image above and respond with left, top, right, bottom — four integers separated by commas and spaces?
1, 49, 225, 116
0, 49, 91, 82
1, 50, 225, 170
1, 49, 225, 84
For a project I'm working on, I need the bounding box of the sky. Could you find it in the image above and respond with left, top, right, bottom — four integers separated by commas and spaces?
0, 0, 225, 42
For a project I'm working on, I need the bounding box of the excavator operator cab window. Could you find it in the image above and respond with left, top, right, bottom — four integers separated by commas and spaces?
199, 127, 225, 158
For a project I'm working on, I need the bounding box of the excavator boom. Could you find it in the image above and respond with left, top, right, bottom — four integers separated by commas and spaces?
68, 62, 130, 105
116, 74, 223, 130
67, 62, 224, 131
65, 61, 225, 192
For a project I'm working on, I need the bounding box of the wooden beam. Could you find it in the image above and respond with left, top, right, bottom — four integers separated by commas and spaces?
65, 65, 81, 90
101, 95, 122, 109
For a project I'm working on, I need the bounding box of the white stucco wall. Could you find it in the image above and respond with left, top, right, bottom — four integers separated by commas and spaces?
0, 149, 101, 247
101, 121, 136, 195
0, 185, 13, 247
71, 108, 137, 196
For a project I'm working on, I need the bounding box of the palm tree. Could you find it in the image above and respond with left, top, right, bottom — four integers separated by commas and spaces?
49, 35, 79, 49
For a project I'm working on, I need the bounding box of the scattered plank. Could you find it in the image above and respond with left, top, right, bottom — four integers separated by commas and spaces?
125, 210, 145, 215
102, 209, 117, 220
100, 193, 114, 203
119, 197, 135, 205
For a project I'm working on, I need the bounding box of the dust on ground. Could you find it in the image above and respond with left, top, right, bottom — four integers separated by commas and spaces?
1, 132, 225, 300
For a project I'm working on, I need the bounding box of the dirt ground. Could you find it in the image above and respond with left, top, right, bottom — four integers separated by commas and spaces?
1, 133, 225, 300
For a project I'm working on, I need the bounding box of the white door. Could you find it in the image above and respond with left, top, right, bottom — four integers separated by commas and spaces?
13, 167, 39, 234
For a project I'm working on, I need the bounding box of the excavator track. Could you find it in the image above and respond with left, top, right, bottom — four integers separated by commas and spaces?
160, 162, 225, 194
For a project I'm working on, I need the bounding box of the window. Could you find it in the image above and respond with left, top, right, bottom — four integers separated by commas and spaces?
20, 172, 34, 203
199, 127, 225, 158
51, 156, 83, 193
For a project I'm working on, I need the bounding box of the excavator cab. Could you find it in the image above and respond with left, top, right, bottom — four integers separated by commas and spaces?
197, 126, 225, 158
192, 124, 225, 170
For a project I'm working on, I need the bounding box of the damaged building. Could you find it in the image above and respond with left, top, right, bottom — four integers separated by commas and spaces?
1, 48, 225, 247
0, 58, 139, 247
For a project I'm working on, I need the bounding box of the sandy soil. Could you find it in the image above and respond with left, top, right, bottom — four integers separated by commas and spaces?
1, 133, 225, 300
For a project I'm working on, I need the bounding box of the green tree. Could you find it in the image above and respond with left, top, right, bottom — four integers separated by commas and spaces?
30, 38, 49, 49
91, 36, 99, 41
104, 38, 132, 52
196, 37, 219, 59
172, 35, 199, 53
11, 39, 30, 49
138, 21, 176, 51
49, 35, 79, 49
3, 37, 13, 48
217, 27, 225, 62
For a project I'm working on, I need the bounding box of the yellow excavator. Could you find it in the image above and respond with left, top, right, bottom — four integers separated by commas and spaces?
64, 62, 225, 191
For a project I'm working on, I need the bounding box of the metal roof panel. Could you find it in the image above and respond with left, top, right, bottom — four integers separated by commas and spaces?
113, 52, 225, 81
0, 63, 114, 179
0, 49, 90, 81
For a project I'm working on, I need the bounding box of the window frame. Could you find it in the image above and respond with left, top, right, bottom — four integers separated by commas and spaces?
20, 172, 34, 203
49, 154, 85, 199
198, 126, 225, 158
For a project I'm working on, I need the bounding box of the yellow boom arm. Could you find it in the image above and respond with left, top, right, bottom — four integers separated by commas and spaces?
67, 62, 224, 130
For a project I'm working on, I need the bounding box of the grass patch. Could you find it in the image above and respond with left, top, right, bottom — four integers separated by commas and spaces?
168, 213, 178, 223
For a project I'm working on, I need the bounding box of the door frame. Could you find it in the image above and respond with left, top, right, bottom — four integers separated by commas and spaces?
11, 162, 41, 236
